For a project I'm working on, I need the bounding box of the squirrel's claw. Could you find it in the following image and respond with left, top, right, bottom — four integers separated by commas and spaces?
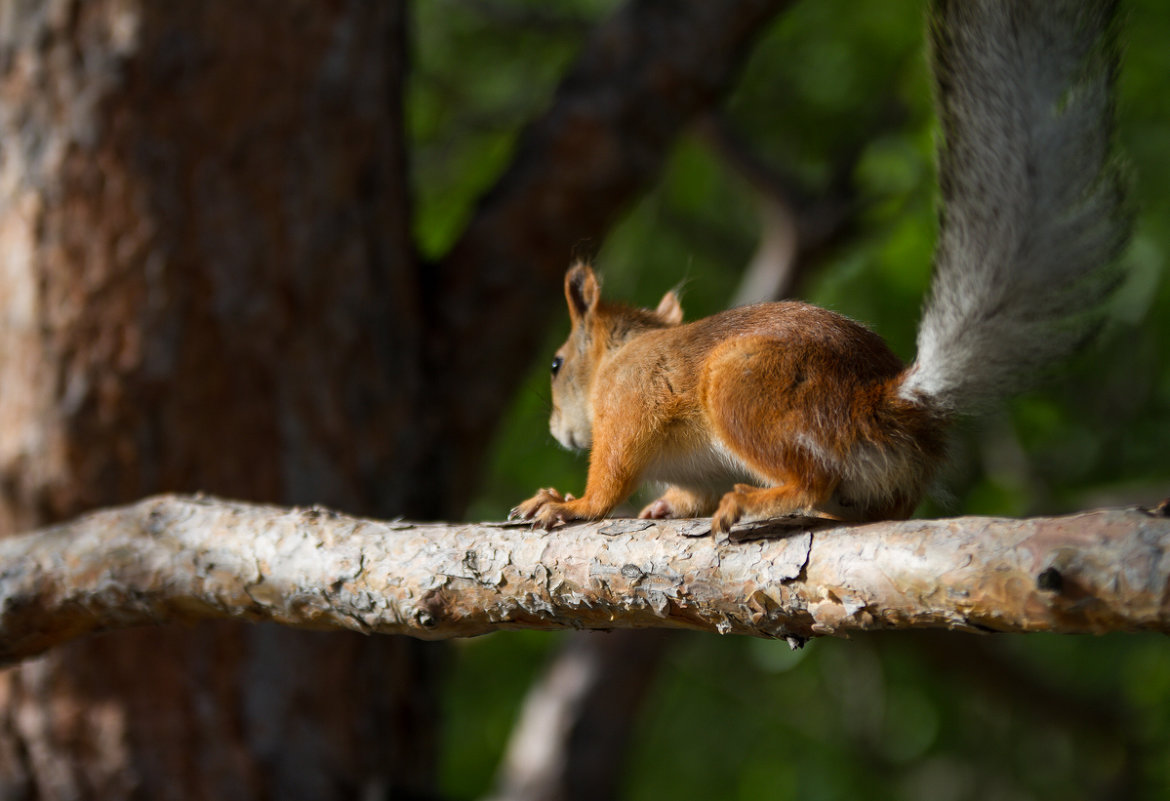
511, 488, 575, 527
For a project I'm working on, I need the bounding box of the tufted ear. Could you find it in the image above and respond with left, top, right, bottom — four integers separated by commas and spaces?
654, 290, 683, 326
565, 262, 601, 324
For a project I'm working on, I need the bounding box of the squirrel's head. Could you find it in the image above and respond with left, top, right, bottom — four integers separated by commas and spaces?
548, 262, 683, 451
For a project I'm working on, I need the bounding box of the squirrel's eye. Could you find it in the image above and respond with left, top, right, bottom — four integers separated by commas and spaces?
551, 356, 564, 376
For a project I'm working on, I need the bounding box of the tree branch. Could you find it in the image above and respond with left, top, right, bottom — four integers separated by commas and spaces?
3, 495, 1169, 666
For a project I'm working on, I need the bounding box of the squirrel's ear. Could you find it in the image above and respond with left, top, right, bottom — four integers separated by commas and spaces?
565, 262, 600, 323
654, 290, 683, 326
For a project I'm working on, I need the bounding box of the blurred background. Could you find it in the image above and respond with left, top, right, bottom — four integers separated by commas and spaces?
0, 0, 1167, 799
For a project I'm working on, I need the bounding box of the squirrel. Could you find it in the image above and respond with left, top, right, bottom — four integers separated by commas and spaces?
512, 0, 1130, 534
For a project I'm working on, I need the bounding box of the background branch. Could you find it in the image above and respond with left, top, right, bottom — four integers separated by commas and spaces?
3, 495, 1169, 667
695, 107, 903, 305
485, 630, 673, 801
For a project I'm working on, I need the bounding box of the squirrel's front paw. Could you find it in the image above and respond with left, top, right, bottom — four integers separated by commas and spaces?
533, 501, 583, 530
510, 488, 578, 529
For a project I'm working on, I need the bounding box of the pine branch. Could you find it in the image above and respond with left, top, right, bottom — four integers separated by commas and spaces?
2, 494, 1168, 666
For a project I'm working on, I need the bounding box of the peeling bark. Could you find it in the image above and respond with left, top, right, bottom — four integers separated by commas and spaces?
3, 495, 1169, 666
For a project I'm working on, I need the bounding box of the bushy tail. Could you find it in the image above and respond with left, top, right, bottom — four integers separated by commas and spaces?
899, 0, 1131, 415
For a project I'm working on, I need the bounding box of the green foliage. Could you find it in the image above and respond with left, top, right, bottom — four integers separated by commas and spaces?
410, 0, 617, 258
412, 0, 1170, 798
440, 631, 561, 798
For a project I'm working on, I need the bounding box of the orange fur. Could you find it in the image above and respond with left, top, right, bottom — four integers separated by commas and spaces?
511, 263, 947, 532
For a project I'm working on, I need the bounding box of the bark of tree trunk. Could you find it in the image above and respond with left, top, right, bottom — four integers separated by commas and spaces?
0, 3, 438, 799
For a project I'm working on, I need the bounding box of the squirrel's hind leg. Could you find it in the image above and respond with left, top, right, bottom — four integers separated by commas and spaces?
638, 486, 721, 520
711, 480, 836, 534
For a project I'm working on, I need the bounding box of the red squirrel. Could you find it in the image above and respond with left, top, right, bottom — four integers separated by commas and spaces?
513, 0, 1129, 533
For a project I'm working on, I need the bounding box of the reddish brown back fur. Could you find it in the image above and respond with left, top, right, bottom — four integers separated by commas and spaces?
692, 303, 945, 519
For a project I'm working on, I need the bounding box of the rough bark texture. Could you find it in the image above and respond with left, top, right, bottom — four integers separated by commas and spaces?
0, 1, 419, 528
3, 496, 1169, 664
0, 3, 438, 799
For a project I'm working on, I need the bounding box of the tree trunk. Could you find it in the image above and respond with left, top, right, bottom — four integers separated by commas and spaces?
0, 3, 438, 799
